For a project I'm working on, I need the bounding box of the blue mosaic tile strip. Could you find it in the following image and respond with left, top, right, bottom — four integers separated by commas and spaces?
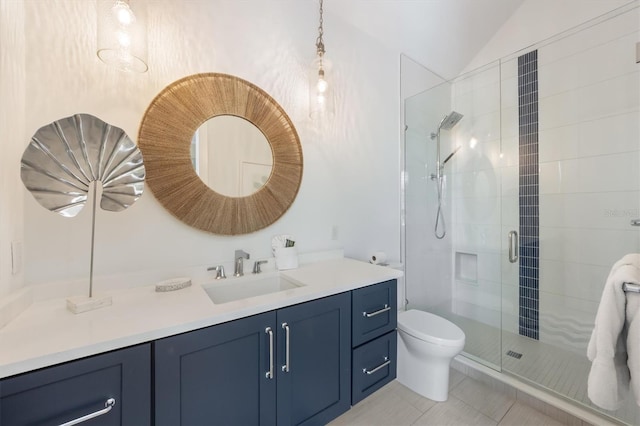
517, 50, 539, 340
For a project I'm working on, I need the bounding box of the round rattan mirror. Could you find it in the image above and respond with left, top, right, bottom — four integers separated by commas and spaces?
138, 73, 303, 235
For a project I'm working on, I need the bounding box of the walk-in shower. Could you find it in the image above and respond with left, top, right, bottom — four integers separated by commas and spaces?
402, 2, 640, 424
430, 111, 463, 239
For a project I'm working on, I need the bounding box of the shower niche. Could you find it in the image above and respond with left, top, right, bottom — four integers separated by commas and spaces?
454, 252, 477, 284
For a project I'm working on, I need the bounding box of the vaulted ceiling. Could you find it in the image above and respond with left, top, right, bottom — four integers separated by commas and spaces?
326, 0, 525, 79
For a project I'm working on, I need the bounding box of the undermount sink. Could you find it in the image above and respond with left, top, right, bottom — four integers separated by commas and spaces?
203, 273, 304, 304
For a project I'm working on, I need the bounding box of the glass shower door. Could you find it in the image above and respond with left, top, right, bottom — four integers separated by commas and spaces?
404, 61, 504, 371
498, 4, 640, 424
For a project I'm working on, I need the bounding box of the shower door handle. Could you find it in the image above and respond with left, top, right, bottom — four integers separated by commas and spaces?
508, 231, 519, 263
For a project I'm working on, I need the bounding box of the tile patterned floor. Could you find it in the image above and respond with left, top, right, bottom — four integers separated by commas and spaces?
330, 372, 581, 426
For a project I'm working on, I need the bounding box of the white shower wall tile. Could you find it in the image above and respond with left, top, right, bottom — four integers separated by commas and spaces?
453, 223, 502, 253
498, 136, 518, 167
407, 249, 453, 310
450, 169, 501, 200
501, 195, 519, 229
540, 291, 599, 322
502, 284, 518, 313
539, 259, 611, 303
452, 138, 502, 175
454, 62, 501, 96
452, 299, 501, 328
454, 196, 501, 226
538, 31, 639, 97
501, 240, 520, 286
477, 252, 502, 283
540, 191, 640, 230
454, 84, 500, 117
500, 75, 519, 109
539, 226, 639, 267
539, 71, 639, 130
500, 165, 518, 198
538, 8, 639, 67
539, 125, 580, 163
577, 71, 639, 120
537, 110, 640, 162
577, 111, 639, 158
539, 154, 640, 194
454, 279, 502, 311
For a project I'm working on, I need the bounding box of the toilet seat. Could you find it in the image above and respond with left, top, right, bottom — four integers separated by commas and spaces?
398, 310, 465, 347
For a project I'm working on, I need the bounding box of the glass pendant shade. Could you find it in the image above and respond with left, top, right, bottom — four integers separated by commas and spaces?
309, 55, 335, 118
97, 0, 148, 73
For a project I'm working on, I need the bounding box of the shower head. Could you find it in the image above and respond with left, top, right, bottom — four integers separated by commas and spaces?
438, 111, 464, 131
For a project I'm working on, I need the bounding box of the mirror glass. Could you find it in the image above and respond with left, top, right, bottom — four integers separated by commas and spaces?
191, 115, 273, 197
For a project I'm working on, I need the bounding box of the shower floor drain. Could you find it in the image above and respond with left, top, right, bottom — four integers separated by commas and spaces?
506, 350, 523, 359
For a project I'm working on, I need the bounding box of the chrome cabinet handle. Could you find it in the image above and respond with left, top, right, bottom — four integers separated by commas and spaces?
508, 230, 519, 263
265, 327, 274, 379
363, 357, 390, 375
58, 398, 115, 426
631, 219, 640, 226
281, 322, 290, 373
363, 304, 390, 318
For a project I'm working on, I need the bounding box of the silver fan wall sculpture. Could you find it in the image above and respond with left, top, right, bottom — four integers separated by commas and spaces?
21, 113, 145, 305
21, 113, 145, 217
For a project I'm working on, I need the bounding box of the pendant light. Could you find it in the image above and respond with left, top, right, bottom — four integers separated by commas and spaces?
97, 0, 148, 73
309, 0, 335, 118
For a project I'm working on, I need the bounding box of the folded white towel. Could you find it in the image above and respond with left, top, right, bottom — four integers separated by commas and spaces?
587, 254, 640, 410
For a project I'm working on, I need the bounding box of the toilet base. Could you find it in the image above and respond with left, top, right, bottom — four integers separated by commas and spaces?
397, 330, 456, 402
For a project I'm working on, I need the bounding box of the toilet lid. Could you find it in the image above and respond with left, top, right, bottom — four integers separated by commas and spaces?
398, 310, 465, 347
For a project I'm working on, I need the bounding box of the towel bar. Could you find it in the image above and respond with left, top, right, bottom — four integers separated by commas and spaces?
622, 282, 640, 293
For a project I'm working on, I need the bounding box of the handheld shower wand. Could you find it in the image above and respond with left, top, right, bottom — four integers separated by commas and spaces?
431, 111, 463, 239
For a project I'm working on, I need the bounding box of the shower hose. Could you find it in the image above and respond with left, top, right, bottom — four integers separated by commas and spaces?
434, 174, 446, 239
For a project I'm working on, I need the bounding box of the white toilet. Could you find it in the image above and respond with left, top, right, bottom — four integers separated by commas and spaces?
397, 309, 465, 402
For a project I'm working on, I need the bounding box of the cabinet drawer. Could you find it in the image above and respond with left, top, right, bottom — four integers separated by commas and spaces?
351, 330, 397, 405
0, 344, 151, 426
352, 279, 397, 347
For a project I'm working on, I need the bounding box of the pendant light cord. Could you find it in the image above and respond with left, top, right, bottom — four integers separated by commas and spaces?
316, 0, 325, 55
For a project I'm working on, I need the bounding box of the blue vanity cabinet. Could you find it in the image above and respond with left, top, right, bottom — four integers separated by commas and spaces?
351, 279, 397, 405
154, 311, 277, 426
154, 292, 351, 426
0, 343, 151, 426
276, 292, 351, 426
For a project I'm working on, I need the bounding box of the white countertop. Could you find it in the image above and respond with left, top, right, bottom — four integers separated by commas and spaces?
0, 258, 402, 379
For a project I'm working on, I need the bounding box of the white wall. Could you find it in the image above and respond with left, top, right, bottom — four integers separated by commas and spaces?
12, 0, 401, 294
0, 0, 25, 298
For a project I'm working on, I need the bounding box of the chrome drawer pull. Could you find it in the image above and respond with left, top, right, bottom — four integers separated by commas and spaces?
58, 398, 115, 426
363, 304, 390, 318
281, 322, 290, 373
265, 327, 274, 379
363, 357, 390, 375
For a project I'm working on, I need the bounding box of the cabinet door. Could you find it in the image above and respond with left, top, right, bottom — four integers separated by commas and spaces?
155, 311, 276, 426
0, 344, 150, 426
276, 292, 351, 426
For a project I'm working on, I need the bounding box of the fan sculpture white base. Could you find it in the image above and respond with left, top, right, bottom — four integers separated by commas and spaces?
66, 295, 112, 314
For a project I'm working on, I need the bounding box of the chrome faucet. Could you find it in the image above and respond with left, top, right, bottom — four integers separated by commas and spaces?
253, 260, 267, 274
207, 265, 226, 279
234, 249, 250, 277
